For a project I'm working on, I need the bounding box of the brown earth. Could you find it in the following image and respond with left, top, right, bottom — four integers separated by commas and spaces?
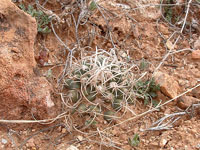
0, 0, 200, 150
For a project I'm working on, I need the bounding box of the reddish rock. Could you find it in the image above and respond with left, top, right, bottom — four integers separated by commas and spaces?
194, 37, 200, 50
156, 91, 167, 101
66, 145, 79, 150
191, 50, 200, 60
177, 96, 199, 110
0, 0, 56, 122
154, 72, 180, 99
159, 24, 169, 35
191, 86, 200, 99
26, 138, 35, 148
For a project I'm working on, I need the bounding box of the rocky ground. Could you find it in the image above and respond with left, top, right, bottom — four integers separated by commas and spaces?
0, 0, 200, 149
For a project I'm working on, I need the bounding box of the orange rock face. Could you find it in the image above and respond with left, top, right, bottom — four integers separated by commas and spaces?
0, 0, 56, 122
154, 71, 180, 99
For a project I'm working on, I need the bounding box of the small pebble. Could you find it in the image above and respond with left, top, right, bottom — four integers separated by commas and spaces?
191, 50, 200, 60
58, 126, 62, 132
160, 139, 168, 147
32, 129, 36, 132
66, 145, 79, 150
1, 138, 7, 144
196, 144, 200, 148
77, 136, 83, 142
62, 128, 67, 133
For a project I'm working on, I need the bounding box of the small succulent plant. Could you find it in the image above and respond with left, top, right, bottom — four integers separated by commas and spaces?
103, 110, 115, 122
112, 98, 123, 111
128, 134, 140, 147
63, 49, 160, 126
19, 4, 51, 34
89, 0, 97, 11
68, 90, 81, 103
134, 78, 160, 105
65, 79, 81, 90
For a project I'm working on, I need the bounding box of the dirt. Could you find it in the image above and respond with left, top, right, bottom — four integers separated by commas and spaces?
0, 0, 200, 150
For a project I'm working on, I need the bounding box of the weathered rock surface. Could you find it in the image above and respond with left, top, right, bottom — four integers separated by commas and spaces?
191, 50, 200, 60
0, 0, 56, 122
194, 37, 200, 50
154, 72, 180, 99
191, 35, 200, 60
191, 86, 200, 99
66, 145, 79, 150
177, 95, 199, 110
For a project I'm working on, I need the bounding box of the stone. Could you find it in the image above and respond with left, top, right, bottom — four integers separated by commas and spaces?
0, 0, 56, 123
154, 72, 180, 99
159, 24, 169, 35
157, 91, 167, 102
66, 145, 79, 150
160, 138, 168, 147
164, 108, 171, 115
1, 139, 7, 145
194, 37, 200, 50
77, 136, 83, 142
26, 138, 35, 147
177, 95, 199, 110
58, 126, 62, 132
191, 50, 200, 60
178, 79, 189, 86
196, 144, 200, 149
192, 86, 200, 98
61, 128, 67, 134
122, 145, 131, 150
